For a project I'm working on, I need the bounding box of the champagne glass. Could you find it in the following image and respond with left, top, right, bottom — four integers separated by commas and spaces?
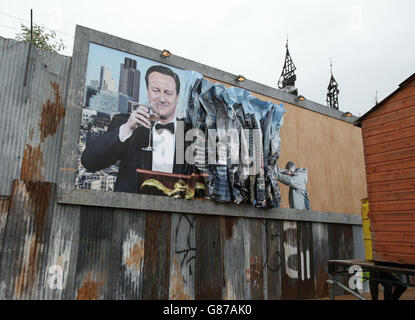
142, 102, 160, 151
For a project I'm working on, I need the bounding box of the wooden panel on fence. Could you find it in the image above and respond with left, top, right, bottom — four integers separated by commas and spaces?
328, 224, 355, 296
263, 220, 282, 300
142, 212, 171, 300
195, 215, 223, 299
312, 222, 329, 298
297, 221, 315, 299
247, 218, 264, 299
169, 213, 196, 300
221, 216, 245, 300
281, 221, 299, 299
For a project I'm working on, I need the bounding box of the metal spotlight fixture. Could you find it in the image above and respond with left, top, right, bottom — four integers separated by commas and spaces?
236, 75, 246, 82
295, 95, 305, 101
161, 49, 171, 58
343, 111, 353, 117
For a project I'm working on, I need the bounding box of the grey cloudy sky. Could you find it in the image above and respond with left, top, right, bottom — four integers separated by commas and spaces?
1, 0, 414, 116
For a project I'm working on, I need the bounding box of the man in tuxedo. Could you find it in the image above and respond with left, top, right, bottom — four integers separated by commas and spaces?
81, 65, 184, 193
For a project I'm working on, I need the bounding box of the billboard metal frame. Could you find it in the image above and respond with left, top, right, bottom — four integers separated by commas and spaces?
57, 25, 360, 225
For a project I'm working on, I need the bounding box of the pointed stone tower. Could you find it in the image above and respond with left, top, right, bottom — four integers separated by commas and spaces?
278, 40, 298, 96
326, 60, 339, 110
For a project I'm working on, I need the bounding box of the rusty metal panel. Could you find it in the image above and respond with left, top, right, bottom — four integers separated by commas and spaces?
0, 180, 53, 299
41, 201, 80, 300
221, 217, 245, 300
74, 205, 115, 300
0, 39, 31, 196
109, 208, 146, 300
0, 38, 71, 196
0, 196, 10, 254
169, 213, 195, 300
142, 212, 171, 299
312, 222, 329, 298
195, 215, 222, 299
263, 220, 282, 300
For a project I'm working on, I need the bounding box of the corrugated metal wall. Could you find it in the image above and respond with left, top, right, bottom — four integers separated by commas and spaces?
0, 37, 364, 300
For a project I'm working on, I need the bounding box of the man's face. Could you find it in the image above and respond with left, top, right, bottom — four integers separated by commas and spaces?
147, 71, 179, 123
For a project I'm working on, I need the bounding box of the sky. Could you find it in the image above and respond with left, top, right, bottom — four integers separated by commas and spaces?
1, 0, 414, 117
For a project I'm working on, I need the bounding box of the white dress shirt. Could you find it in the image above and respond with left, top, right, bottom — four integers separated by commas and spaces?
119, 121, 175, 173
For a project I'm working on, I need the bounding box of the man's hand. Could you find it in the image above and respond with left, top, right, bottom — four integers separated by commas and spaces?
119, 105, 151, 141
127, 105, 151, 130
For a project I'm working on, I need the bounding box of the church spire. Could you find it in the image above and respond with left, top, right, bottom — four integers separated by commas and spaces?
326, 59, 339, 110
278, 38, 298, 96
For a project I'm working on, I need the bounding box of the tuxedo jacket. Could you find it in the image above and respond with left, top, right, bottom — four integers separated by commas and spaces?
81, 114, 185, 193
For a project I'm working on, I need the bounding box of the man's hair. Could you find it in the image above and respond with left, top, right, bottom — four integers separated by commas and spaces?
145, 65, 180, 95
285, 161, 296, 172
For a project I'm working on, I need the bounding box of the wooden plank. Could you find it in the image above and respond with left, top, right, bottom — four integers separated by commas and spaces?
364, 135, 415, 156
369, 200, 415, 212
362, 115, 415, 139
366, 159, 415, 176
366, 167, 415, 184
247, 218, 264, 299
281, 221, 299, 299
372, 231, 415, 243
369, 190, 415, 202
368, 178, 415, 193
362, 103, 415, 129
370, 212, 415, 222
371, 221, 415, 232
195, 215, 223, 299
142, 212, 171, 300
297, 221, 315, 299
263, 220, 282, 300
312, 223, 329, 298
75, 205, 115, 300
364, 86, 415, 120
221, 216, 245, 300
364, 146, 415, 166
169, 213, 196, 300
373, 241, 415, 255
364, 125, 415, 147
373, 251, 415, 265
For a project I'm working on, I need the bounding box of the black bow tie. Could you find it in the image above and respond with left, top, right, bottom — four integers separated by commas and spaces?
155, 122, 175, 134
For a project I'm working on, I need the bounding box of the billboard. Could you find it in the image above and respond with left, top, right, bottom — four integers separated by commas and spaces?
75, 42, 286, 208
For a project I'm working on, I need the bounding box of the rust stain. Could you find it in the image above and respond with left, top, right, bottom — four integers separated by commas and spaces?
249, 255, 262, 288
125, 239, 145, 271
0, 197, 10, 214
29, 128, 34, 141
20, 144, 44, 181
224, 217, 238, 240
38, 81, 66, 143
169, 256, 192, 300
13, 181, 52, 299
15, 236, 39, 299
76, 273, 103, 300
